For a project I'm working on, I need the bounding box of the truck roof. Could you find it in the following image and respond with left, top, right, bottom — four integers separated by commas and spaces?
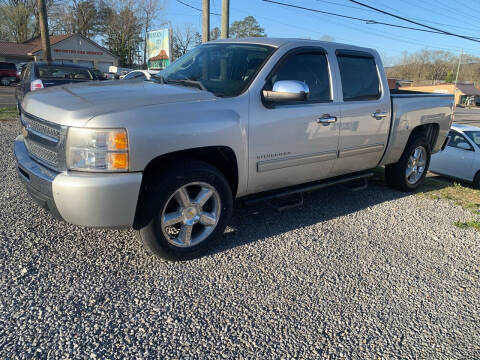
210, 37, 375, 54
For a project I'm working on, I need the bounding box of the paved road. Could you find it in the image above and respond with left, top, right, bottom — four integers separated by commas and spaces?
454, 107, 480, 127
1, 119, 479, 358
0, 85, 16, 107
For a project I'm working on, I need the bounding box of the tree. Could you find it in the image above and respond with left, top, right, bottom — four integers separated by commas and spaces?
229, 16, 265, 38
98, 0, 144, 67
0, 0, 42, 42
171, 23, 201, 60
445, 71, 454, 83
319, 35, 334, 42
50, 0, 98, 38
210, 26, 220, 41
139, 0, 162, 67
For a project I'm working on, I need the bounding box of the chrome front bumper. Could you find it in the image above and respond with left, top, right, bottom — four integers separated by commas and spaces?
14, 135, 143, 228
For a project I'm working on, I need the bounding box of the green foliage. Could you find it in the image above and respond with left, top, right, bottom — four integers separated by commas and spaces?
454, 220, 480, 231
445, 71, 454, 83
229, 16, 266, 38
0, 107, 18, 121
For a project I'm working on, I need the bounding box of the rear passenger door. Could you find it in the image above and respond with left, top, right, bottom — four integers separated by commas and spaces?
332, 50, 391, 176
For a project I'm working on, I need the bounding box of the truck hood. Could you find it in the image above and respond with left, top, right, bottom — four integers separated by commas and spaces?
22, 80, 217, 126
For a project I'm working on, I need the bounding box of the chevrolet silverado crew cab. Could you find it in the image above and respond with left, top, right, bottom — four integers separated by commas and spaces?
14, 38, 453, 260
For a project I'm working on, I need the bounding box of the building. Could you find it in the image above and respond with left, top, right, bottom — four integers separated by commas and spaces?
0, 34, 118, 73
399, 83, 480, 106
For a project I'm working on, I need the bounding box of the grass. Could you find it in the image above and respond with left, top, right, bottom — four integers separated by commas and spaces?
454, 220, 480, 231
373, 167, 480, 230
0, 106, 18, 120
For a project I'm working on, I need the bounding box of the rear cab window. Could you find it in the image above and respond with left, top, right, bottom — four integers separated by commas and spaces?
35, 65, 94, 80
336, 50, 381, 101
0, 62, 16, 70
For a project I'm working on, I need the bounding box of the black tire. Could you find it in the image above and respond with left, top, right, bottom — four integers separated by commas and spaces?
385, 135, 431, 192
473, 172, 480, 189
136, 160, 233, 261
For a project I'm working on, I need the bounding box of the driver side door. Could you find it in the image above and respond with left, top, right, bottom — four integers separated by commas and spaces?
247, 48, 340, 194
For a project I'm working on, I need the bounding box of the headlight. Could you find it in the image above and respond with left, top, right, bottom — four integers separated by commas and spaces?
66, 128, 129, 172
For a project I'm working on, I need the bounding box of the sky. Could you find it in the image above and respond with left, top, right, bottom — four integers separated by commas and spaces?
160, 0, 480, 66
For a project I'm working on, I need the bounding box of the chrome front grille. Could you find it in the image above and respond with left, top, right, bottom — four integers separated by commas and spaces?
21, 112, 66, 171
23, 115, 61, 141
24, 139, 59, 167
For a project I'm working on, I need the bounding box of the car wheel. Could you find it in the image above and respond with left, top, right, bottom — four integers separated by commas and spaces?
0, 77, 10, 86
473, 172, 480, 189
385, 135, 431, 192
137, 160, 233, 261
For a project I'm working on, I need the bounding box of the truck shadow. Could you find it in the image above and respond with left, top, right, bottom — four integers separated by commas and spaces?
209, 169, 455, 257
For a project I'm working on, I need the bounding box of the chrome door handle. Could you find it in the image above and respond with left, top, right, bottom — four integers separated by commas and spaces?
372, 111, 388, 120
317, 115, 337, 125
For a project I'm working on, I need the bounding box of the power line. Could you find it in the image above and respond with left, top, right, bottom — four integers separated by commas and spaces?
316, 0, 480, 33
261, 0, 465, 36
175, 0, 221, 16
348, 0, 480, 43
260, 1, 479, 54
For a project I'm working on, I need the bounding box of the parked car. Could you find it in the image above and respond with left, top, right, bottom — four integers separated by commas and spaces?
121, 70, 159, 81
14, 38, 453, 260
90, 68, 108, 80
429, 124, 480, 187
0, 62, 17, 86
15, 61, 97, 108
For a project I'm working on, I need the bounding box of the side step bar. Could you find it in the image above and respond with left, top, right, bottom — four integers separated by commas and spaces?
244, 171, 373, 210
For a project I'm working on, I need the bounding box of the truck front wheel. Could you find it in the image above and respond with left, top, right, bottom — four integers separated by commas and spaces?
385, 136, 431, 192
137, 161, 233, 261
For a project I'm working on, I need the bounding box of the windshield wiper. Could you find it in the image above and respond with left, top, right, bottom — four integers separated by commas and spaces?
164, 78, 207, 91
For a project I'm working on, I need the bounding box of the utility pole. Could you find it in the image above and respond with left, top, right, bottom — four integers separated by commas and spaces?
453, 49, 463, 109
202, 0, 210, 43
37, 0, 52, 62
221, 0, 229, 39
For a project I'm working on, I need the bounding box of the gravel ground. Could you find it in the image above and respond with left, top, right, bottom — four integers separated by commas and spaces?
1, 119, 479, 359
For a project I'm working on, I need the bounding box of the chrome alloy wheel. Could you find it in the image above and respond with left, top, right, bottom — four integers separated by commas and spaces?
160, 182, 221, 248
406, 146, 427, 185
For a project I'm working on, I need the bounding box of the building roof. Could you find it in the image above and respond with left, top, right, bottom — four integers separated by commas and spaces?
0, 34, 118, 60
0, 41, 34, 57
456, 83, 480, 96
25, 34, 74, 53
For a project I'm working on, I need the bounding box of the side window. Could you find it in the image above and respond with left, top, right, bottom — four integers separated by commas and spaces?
448, 131, 473, 150
269, 51, 331, 102
337, 53, 380, 101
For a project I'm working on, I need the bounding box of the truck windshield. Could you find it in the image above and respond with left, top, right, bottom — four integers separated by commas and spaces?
159, 43, 275, 97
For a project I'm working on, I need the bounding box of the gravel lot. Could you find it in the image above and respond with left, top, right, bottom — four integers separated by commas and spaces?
1, 119, 479, 359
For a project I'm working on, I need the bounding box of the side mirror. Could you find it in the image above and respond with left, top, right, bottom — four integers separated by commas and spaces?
457, 142, 472, 151
263, 80, 309, 103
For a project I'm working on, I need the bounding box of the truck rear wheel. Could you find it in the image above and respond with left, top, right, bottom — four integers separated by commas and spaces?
385, 135, 431, 192
137, 161, 233, 261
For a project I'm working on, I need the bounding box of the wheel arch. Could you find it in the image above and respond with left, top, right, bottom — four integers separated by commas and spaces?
133, 146, 238, 229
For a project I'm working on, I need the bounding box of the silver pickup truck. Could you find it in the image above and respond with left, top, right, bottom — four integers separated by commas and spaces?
14, 38, 453, 260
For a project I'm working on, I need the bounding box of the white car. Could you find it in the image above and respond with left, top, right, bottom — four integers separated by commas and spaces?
429, 124, 480, 188
121, 70, 159, 81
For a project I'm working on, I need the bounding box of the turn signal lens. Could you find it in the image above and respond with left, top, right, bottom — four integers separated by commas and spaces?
109, 131, 128, 150
108, 153, 129, 170
66, 128, 129, 172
